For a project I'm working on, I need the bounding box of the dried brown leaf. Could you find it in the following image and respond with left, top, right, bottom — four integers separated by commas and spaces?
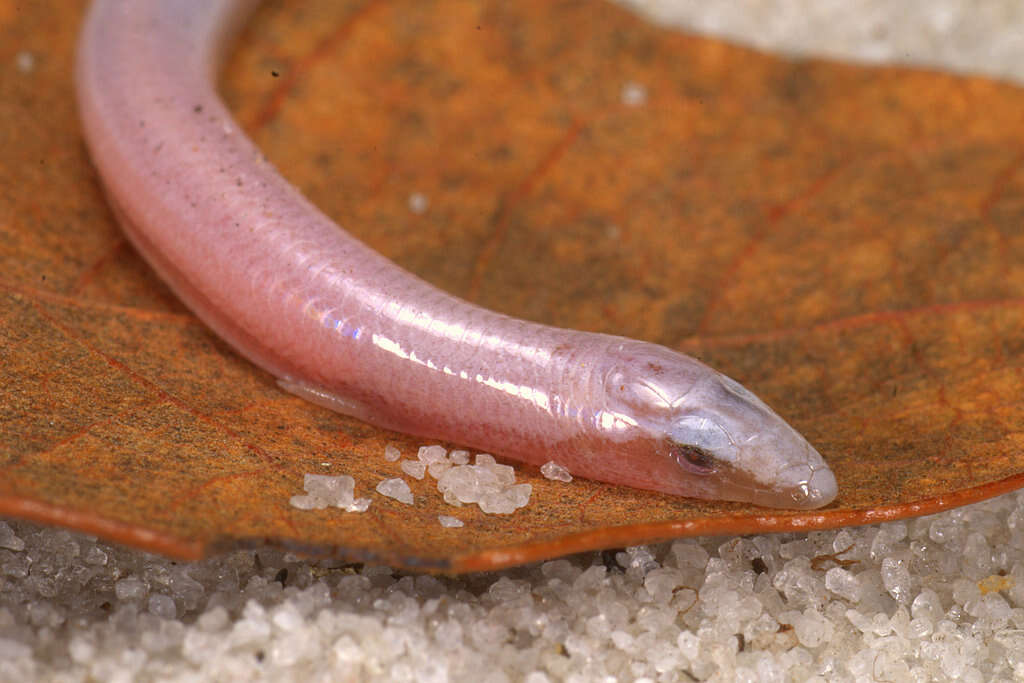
1, 0, 1022, 572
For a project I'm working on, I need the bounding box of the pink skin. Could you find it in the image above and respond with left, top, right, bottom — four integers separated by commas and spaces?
74, 0, 837, 508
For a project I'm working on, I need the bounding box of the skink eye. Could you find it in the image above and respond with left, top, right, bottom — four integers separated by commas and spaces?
670, 443, 717, 475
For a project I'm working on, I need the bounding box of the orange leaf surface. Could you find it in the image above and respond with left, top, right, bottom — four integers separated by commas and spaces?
1, 0, 1023, 572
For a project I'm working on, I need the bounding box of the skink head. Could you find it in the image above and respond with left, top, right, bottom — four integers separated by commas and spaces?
602, 342, 837, 509
662, 370, 837, 508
